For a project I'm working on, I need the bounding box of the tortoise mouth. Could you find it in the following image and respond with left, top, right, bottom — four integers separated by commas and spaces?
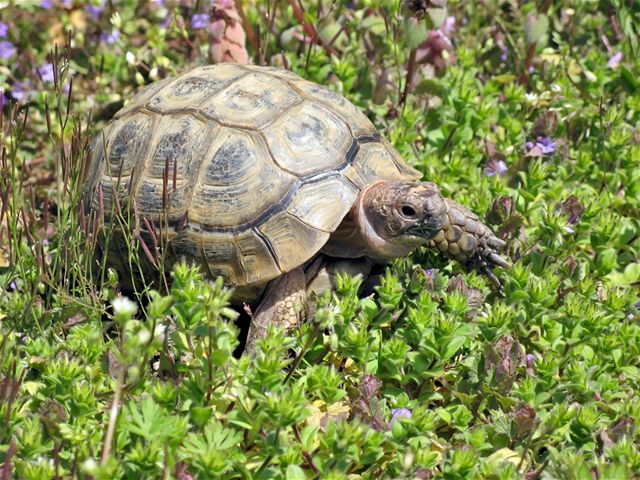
404, 216, 445, 239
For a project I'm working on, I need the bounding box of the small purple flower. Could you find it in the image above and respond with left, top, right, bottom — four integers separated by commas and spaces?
525, 136, 556, 156
85, 0, 106, 21
100, 29, 120, 44
191, 13, 210, 30
441, 16, 455, 37
607, 51, 623, 69
10, 81, 32, 101
0, 22, 8, 38
500, 45, 508, 62
390, 408, 412, 426
40, 0, 53, 8
424, 268, 434, 280
526, 354, 536, 368
484, 158, 508, 177
39, 63, 55, 83
0, 40, 16, 59
9, 280, 17, 291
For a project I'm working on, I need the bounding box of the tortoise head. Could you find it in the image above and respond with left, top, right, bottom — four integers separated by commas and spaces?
356, 181, 448, 259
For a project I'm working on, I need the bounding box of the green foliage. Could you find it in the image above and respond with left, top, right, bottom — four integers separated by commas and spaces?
1, 0, 639, 478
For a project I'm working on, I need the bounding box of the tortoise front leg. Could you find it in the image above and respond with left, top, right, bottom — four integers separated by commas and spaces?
429, 199, 510, 285
245, 267, 307, 354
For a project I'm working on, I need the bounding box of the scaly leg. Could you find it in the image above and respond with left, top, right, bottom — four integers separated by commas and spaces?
245, 267, 307, 354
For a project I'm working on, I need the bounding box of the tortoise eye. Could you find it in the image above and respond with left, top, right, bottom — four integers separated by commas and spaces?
401, 205, 418, 218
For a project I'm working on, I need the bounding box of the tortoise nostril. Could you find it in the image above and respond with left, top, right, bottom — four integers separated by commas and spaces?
401, 205, 417, 217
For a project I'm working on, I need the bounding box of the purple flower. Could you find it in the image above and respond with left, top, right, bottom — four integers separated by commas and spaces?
39, 63, 55, 83
85, 0, 106, 20
100, 29, 120, 44
526, 354, 536, 368
424, 268, 434, 279
525, 136, 556, 156
484, 158, 508, 177
441, 16, 455, 37
607, 51, 623, 69
0, 40, 16, 59
500, 45, 508, 62
191, 13, 210, 30
40, 0, 53, 8
390, 408, 412, 426
10, 81, 32, 101
0, 22, 8, 38
9, 280, 17, 291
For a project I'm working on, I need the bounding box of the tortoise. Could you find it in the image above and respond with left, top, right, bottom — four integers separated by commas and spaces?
82, 63, 509, 351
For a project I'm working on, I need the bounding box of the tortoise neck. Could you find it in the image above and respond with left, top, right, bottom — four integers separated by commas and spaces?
321, 182, 418, 262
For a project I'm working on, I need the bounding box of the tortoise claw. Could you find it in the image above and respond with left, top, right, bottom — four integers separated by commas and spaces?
482, 263, 501, 288
487, 237, 507, 250
487, 251, 511, 269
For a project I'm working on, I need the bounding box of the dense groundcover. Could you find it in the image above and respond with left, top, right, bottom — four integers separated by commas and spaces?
1, 1, 639, 478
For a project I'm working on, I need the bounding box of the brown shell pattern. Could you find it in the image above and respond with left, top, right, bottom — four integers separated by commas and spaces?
85, 64, 421, 294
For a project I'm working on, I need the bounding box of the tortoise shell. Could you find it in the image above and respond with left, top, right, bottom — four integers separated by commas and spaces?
83, 64, 420, 298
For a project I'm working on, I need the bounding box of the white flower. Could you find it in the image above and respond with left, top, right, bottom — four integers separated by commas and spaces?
112, 296, 137, 318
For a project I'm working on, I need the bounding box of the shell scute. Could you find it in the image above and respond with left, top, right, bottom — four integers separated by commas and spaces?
201, 72, 301, 129
343, 140, 420, 188
264, 102, 351, 177
257, 211, 330, 273
236, 229, 281, 284
190, 128, 296, 228
147, 65, 247, 114
291, 80, 376, 137
134, 115, 213, 219
286, 177, 359, 233
98, 112, 155, 210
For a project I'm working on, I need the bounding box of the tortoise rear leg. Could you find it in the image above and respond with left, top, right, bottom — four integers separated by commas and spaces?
245, 267, 307, 354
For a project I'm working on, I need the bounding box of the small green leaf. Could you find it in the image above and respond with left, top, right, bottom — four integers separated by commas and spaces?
404, 17, 429, 49
190, 407, 212, 427
286, 464, 307, 480
300, 425, 318, 452
623, 263, 640, 284
524, 13, 549, 45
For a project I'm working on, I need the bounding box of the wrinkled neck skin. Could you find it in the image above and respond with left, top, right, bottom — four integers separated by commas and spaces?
321, 182, 427, 262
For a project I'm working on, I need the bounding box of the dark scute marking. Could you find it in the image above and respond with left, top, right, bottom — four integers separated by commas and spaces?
204, 136, 253, 184
109, 118, 143, 167
357, 133, 381, 144
166, 133, 381, 234
149, 124, 190, 177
